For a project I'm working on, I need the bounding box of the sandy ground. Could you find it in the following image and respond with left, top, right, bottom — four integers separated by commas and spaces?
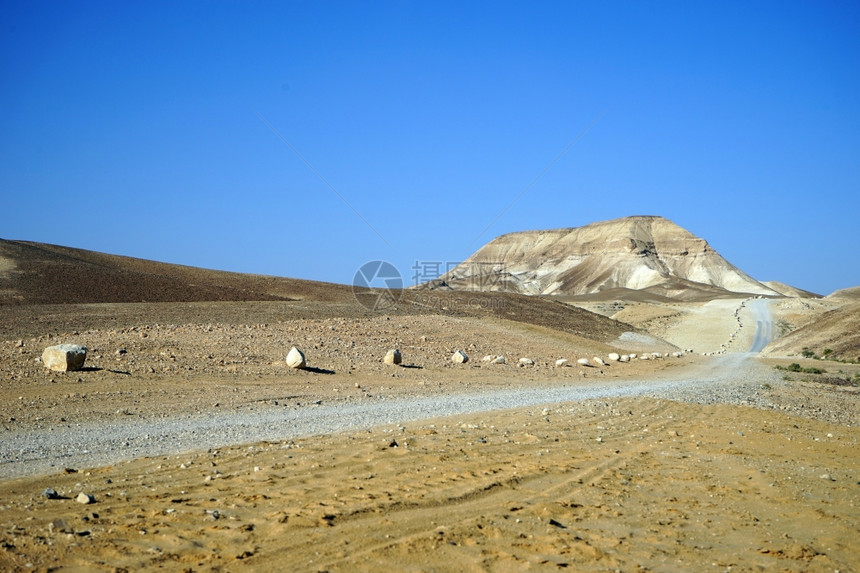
1, 301, 859, 572
1, 396, 858, 573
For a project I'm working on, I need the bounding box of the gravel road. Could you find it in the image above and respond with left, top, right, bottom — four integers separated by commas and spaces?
748, 298, 774, 353
0, 353, 777, 480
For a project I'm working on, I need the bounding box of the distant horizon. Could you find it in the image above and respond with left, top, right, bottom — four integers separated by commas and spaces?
3, 2, 858, 295
2, 215, 853, 296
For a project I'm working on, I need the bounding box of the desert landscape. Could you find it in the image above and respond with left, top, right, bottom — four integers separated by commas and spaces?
1, 218, 859, 572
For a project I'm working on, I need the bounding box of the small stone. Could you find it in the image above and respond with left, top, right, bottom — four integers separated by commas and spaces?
593, 356, 606, 366
819, 473, 834, 481
76, 492, 95, 504
619, 355, 630, 362
492, 356, 506, 364
451, 350, 469, 364
607, 353, 620, 361
42, 488, 59, 499
555, 359, 569, 367
519, 357, 535, 366
42, 344, 87, 372
577, 358, 590, 367
481, 355, 494, 362
383, 349, 402, 365
286, 347, 306, 369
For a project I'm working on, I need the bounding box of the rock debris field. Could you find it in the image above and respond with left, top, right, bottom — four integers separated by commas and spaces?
0, 302, 859, 572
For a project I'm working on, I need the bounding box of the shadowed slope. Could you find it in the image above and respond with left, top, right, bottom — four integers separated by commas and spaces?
0, 239, 635, 345
0, 239, 351, 305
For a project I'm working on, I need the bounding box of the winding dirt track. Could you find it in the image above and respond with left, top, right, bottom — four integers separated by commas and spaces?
0, 353, 771, 481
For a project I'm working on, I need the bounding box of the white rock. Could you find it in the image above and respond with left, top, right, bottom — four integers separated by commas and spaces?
555, 358, 569, 367
384, 349, 402, 365
519, 357, 535, 366
639, 354, 650, 360
593, 356, 606, 366
577, 358, 590, 366
629, 353, 637, 359
492, 356, 506, 364
76, 492, 94, 504
286, 347, 306, 369
607, 353, 620, 362
651, 352, 662, 359
452, 350, 469, 364
481, 355, 495, 362
619, 355, 630, 362
42, 344, 87, 372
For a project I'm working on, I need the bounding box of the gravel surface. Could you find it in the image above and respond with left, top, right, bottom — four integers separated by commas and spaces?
0, 352, 775, 480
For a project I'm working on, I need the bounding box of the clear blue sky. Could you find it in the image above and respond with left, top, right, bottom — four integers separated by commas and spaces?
2, 1, 858, 295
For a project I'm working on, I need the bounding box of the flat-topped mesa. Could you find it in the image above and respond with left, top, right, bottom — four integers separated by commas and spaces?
433, 216, 781, 300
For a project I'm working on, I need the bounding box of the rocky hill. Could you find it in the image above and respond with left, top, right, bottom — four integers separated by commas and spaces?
426, 216, 784, 301
0, 239, 637, 346
0, 239, 350, 305
763, 301, 860, 362
827, 286, 860, 300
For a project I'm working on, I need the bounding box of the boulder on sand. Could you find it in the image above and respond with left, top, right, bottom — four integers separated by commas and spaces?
286, 347, 306, 369
384, 349, 402, 365
452, 350, 469, 364
42, 344, 87, 372
607, 353, 620, 362
577, 358, 590, 367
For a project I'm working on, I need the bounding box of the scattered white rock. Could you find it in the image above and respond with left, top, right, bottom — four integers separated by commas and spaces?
519, 357, 535, 366
619, 355, 630, 362
286, 347, 306, 369
607, 353, 620, 362
577, 358, 590, 367
555, 358, 569, 367
640, 354, 651, 360
76, 492, 95, 504
481, 355, 495, 362
593, 356, 606, 366
452, 350, 469, 364
629, 353, 637, 359
492, 356, 506, 364
42, 344, 87, 372
384, 349, 402, 365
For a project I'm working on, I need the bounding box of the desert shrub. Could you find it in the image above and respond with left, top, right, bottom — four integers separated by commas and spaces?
787, 363, 802, 372
802, 367, 825, 374
801, 348, 815, 359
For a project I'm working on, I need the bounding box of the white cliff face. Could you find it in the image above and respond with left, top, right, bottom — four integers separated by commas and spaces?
435, 216, 781, 299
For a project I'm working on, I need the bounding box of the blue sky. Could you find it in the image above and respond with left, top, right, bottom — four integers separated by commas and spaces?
2, 1, 858, 295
